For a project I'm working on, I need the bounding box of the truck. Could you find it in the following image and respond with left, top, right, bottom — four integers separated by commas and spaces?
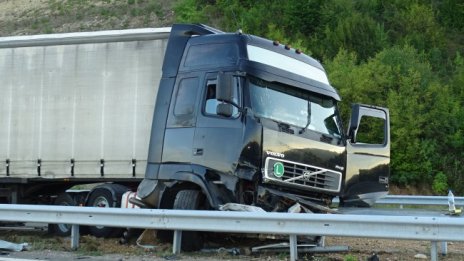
0, 24, 390, 250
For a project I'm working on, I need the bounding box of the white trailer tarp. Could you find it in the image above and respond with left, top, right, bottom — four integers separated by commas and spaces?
0, 29, 169, 179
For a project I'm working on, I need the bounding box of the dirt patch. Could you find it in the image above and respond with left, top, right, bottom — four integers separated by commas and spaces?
0, 0, 49, 35
0, 0, 48, 20
324, 237, 464, 261
0, 0, 175, 36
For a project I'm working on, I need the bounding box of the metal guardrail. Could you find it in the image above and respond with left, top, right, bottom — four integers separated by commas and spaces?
377, 195, 464, 207
0, 204, 462, 261
332, 195, 464, 207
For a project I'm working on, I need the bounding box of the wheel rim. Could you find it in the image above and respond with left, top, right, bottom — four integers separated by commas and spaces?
92, 196, 110, 229
93, 196, 110, 208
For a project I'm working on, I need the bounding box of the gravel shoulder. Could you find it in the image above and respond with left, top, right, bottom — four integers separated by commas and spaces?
2, 231, 464, 261
325, 237, 464, 260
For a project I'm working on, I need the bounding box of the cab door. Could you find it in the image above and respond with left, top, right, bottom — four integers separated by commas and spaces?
192, 72, 243, 175
341, 104, 390, 207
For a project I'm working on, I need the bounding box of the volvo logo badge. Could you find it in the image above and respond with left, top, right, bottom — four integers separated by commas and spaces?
266, 151, 285, 158
302, 171, 312, 180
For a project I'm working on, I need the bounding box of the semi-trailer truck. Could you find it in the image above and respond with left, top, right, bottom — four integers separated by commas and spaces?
0, 24, 390, 250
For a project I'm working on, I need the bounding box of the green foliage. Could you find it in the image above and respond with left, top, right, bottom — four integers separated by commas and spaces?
174, 0, 208, 24
386, 3, 445, 51
432, 172, 449, 195
437, 0, 464, 31
174, 0, 464, 194
321, 10, 388, 60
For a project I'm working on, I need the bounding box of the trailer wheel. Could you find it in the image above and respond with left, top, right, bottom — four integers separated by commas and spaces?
48, 192, 76, 236
173, 190, 205, 251
86, 185, 127, 237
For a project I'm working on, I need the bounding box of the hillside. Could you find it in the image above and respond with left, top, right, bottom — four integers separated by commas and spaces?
0, 0, 174, 36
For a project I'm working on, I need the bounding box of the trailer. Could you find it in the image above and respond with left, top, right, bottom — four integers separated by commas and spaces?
0, 28, 169, 236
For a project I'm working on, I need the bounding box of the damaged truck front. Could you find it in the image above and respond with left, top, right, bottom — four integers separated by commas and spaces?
134, 24, 390, 249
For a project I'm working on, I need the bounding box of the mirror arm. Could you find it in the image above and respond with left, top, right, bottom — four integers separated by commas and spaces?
217, 99, 245, 114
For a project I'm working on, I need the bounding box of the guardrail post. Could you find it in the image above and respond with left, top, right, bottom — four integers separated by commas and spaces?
431, 241, 438, 261
71, 225, 79, 250
441, 241, 447, 256
289, 234, 298, 261
172, 230, 182, 254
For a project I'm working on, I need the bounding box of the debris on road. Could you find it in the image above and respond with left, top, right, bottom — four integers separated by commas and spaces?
219, 203, 266, 212
0, 239, 28, 252
251, 242, 349, 254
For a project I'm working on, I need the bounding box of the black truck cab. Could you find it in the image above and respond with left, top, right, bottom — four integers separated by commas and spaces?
136, 24, 390, 215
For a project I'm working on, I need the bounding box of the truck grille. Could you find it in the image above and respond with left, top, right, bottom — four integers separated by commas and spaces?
264, 157, 342, 193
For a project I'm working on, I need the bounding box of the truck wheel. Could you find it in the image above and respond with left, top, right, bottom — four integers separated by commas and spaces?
86, 185, 127, 237
48, 192, 76, 236
173, 190, 205, 251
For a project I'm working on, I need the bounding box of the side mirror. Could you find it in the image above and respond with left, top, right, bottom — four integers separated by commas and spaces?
216, 71, 234, 104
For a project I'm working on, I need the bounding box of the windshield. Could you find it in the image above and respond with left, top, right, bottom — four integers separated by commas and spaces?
249, 77, 342, 138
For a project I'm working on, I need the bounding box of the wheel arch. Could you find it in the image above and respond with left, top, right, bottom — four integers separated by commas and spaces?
159, 171, 222, 209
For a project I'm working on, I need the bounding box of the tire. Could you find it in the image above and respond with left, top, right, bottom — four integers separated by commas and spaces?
173, 190, 205, 251
48, 193, 76, 236
86, 185, 127, 238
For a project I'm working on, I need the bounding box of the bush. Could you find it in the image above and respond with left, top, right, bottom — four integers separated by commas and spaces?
432, 172, 448, 195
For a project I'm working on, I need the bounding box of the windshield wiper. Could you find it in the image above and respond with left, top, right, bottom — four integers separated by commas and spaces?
299, 100, 311, 134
